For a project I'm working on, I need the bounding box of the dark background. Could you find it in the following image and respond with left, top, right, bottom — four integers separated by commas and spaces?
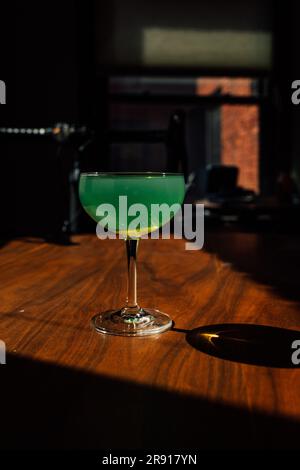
0, 0, 300, 238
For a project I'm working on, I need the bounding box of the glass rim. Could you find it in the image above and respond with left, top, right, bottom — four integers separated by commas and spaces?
80, 172, 184, 177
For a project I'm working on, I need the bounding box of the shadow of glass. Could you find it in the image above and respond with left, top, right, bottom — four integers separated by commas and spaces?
185, 323, 300, 368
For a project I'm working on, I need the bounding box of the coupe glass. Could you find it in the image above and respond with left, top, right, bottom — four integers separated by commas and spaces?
79, 172, 185, 336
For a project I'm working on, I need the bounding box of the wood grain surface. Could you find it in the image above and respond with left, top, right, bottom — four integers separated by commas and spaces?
1, 233, 300, 449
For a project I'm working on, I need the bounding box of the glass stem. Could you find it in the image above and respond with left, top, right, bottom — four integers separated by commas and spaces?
125, 238, 139, 311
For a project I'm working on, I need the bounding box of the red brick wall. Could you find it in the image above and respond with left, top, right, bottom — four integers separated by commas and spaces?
222, 104, 259, 192
197, 78, 259, 192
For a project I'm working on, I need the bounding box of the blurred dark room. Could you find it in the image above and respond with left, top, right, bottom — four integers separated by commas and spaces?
1, 0, 299, 239
1, 0, 300, 455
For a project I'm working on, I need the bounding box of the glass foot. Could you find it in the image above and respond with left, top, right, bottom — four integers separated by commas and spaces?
91, 307, 172, 336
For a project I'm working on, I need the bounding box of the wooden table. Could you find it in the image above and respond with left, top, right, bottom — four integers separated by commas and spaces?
1, 233, 300, 449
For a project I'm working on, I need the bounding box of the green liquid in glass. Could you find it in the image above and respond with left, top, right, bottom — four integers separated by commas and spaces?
79, 173, 185, 237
